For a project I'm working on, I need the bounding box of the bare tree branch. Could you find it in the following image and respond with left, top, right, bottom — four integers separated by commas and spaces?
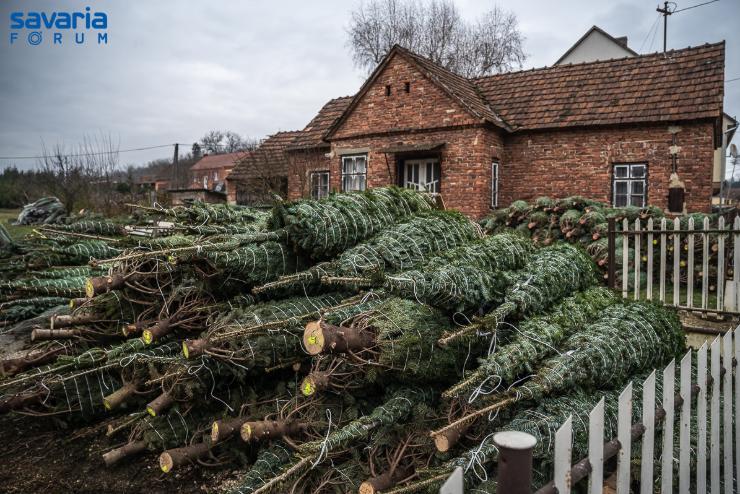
347, 0, 526, 77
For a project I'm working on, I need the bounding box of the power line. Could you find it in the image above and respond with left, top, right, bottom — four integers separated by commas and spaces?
726, 76, 740, 84
0, 143, 177, 160
673, 0, 720, 13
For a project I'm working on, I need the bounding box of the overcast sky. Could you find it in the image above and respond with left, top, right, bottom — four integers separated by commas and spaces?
0, 0, 738, 170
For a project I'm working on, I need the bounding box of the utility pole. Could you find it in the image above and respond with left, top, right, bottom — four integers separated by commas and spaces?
172, 143, 179, 188
656, 1, 672, 53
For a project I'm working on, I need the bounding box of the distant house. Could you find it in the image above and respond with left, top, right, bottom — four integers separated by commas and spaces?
133, 173, 170, 192
189, 152, 243, 193
554, 25, 637, 65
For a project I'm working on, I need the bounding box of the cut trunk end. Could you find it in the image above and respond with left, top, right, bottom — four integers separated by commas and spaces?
102, 440, 147, 467
211, 416, 249, 443
302, 320, 374, 356
183, 339, 209, 359
146, 391, 174, 417
103, 383, 138, 411
86, 274, 126, 298
142, 318, 172, 345
433, 424, 470, 452
359, 467, 412, 494
159, 442, 210, 473
300, 372, 330, 397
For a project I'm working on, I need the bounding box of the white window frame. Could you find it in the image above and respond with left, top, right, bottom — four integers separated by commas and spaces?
310, 170, 330, 199
491, 161, 499, 208
341, 154, 367, 192
612, 163, 647, 207
403, 158, 440, 193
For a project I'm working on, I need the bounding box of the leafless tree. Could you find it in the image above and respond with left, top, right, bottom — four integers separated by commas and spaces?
288, 149, 330, 199
37, 133, 120, 213
199, 130, 253, 154
200, 130, 225, 154
347, 0, 526, 77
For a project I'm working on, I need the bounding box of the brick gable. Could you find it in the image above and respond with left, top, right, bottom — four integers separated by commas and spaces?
330, 52, 482, 140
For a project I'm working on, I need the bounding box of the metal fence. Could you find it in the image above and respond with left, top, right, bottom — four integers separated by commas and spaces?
607, 215, 740, 315
445, 328, 739, 494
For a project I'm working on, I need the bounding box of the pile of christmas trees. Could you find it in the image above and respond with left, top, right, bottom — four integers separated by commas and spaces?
0, 188, 688, 493
480, 196, 728, 293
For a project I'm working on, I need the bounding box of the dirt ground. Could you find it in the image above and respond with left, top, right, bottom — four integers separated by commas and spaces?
0, 412, 243, 494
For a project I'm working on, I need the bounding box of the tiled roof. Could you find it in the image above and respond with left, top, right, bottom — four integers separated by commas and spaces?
289, 96, 353, 149
190, 151, 245, 171
474, 42, 725, 130
227, 131, 302, 181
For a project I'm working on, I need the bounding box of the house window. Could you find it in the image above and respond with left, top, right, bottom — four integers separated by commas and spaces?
404, 158, 440, 193
213, 170, 219, 181
310, 171, 330, 199
613, 163, 647, 207
341, 155, 367, 192
491, 161, 499, 208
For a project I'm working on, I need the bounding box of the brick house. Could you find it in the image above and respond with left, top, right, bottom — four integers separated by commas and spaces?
189, 152, 243, 193
230, 42, 726, 218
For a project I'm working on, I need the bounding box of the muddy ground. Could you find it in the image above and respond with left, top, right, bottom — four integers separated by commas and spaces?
0, 412, 243, 494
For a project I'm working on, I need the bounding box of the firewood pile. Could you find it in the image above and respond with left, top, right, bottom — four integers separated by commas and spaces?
0, 188, 687, 493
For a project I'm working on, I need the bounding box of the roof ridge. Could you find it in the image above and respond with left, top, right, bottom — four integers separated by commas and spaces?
473, 41, 725, 81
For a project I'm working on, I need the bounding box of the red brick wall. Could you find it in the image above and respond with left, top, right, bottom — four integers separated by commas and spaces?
501, 121, 715, 213
286, 149, 332, 200
328, 126, 504, 219
332, 53, 479, 140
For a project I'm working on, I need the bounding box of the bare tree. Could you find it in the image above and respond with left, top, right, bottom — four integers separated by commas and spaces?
347, 0, 526, 77
200, 130, 225, 154
199, 130, 253, 154
37, 133, 120, 213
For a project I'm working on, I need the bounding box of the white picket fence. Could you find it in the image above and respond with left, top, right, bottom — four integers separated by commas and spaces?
614, 215, 740, 313
543, 327, 739, 494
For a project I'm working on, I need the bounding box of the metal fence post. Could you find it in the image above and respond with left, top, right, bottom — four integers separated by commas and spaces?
493, 431, 537, 494
608, 217, 616, 289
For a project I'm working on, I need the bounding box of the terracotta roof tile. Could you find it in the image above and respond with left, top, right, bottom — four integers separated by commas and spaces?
227, 131, 302, 181
472, 42, 724, 130
190, 151, 245, 171
290, 96, 353, 149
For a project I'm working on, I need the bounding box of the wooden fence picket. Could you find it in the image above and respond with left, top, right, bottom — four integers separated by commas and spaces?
703, 217, 710, 309
634, 219, 641, 300
722, 330, 733, 494
673, 218, 680, 306
660, 218, 667, 302
718, 217, 726, 311
640, 371, 656, 494
554, 415, 573, 494
661, 360, 675, 494
735, 326, 740, 494
617, 383, 632, 494
588, 398, 604, 494
679, 351, 692, 494
623, 218, 629, 298
711, 337, 721, 494
698, 342, 708, 494
647, 218, 654, 300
